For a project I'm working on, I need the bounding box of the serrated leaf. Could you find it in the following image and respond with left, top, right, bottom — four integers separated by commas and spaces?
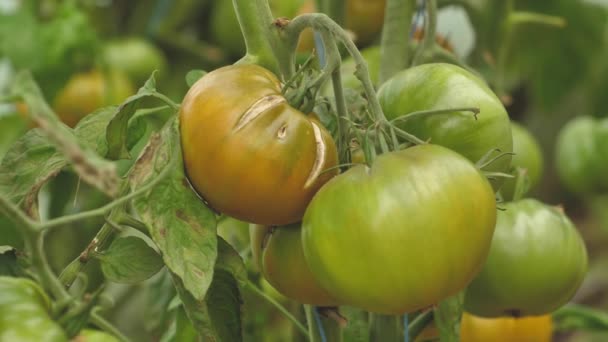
105, 72, 177, 160
97, 236, 163, 284
185, 70, 207, 87
128, 119, 217, 300
172, 238, 245, 342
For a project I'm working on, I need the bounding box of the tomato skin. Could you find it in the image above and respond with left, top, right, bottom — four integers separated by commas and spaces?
72, 329, 119, 342
103, 37, 167, 85
377, 63, 513, 191
464, 199, 588, 318
555, 116, 608, 193
500, 122, 544, 201
302, 144, 496, 314
460, 312, 552, 342
0, 276, 68, 341
53, 70, 134, 127
250, 224, 339, 306
180, 64, 338, 225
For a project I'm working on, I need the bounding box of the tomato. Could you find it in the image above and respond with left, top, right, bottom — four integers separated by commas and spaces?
250, 224, 338, 306
0, 276, 67, 341
555, 116, 608, 194
377, 63, 513, 191
103, 37, 168, 85
180, 64, 338, 225
460, 312, 552, 342
464, 199, 588, 318
210, 0, 305, 57
500, 122, 544, 201
72, 329, 119, 342
302, 144, 496, 314
52, 70, 134, 127
344, 0, 386, 46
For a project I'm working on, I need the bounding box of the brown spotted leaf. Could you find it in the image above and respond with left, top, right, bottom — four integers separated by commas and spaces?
129, 118, 217, 301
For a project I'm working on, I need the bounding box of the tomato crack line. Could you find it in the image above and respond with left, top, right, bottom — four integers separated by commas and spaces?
234, 95, 285, 131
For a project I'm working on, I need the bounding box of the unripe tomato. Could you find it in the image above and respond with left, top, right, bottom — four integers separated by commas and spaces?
500, 122, 544, 201
103, 37, 168, 85
53, 70, 134, 127
460, 312, 553, 342
250, 224, 339, 306
180, 64, 338, 225
344, 0, 386, 46
302, 144, 496, 314
0, 276, 68, 341
378, 63, 513, 191
464, 199, 588, 318
555, 116, 608, 194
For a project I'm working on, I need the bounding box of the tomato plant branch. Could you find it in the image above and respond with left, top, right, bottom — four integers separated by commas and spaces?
391, 107, 480, 124
245, 281, 310, 337
0, 194, 38, 232
379, 0, 415, 85
91, 312, 132, 342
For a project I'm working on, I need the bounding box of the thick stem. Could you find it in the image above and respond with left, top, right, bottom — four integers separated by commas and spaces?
370, 314, 402, 342
379, 0, 415, 85
234, 0, 294, 78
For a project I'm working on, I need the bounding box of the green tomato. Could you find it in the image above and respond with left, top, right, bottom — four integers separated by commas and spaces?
555, 116, 608, 194
377, 63, 513, 191
250, 224, 339, 306
464, 199, 588, 318
0, 276, 67, 341
73, 329, 119, 342
500, 122, 544, 201
302, 144, 497, 314
103, 37, 168, 85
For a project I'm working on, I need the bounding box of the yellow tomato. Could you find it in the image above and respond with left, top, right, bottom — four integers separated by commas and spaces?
460, 312, 553, 342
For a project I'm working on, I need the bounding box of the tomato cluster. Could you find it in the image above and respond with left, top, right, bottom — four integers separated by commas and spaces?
179, 56, 588, 329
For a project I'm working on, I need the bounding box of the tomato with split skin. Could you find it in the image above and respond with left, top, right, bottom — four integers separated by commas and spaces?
179, 64, 338, 225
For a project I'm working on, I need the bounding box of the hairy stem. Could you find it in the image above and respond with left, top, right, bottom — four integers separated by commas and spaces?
379, 0, 415, 85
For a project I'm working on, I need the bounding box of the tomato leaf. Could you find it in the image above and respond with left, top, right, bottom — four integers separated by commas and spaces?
96, 236, 164, 284
554, 304, 608, 332
172, 238, 245, 341
434, 292, 464, 342
185, 70, 207, 87
105, 72, 177, 160
144, 269, 177, 335
128, 118, 218, 301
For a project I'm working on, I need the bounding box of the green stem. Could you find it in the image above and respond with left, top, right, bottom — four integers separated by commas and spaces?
412, 0, 438, 66
370, 314, 402, 342
317, 0, 345, 25
0, 194, 38, 232
391, 107, 479, 124
246, 281, 310, 338
508, 11, 566, 28
233, 0, 294, 78
379, 0, 415, 85
511, 167, 530, 201
26, 229, 71, 302
91, 312, 132, 342
408, 310, 434, 340
284, 14, 387, 124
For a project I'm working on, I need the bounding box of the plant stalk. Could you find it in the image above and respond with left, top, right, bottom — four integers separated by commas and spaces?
379, 0, 416, 85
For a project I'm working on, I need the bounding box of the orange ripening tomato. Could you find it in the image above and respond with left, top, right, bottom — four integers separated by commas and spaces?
460, 312, 553, 342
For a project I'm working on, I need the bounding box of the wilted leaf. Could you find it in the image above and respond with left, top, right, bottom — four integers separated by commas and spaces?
128, 119, 217, 300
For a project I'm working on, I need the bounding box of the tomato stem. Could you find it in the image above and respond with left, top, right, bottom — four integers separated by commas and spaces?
233, 0, 294, 77
390, 107, 480, 124
511, 167, 531, 201
408, 310, 435, 340
316, 0, 345, 25
378, 0, 416, 85
91, 312, 132, 342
